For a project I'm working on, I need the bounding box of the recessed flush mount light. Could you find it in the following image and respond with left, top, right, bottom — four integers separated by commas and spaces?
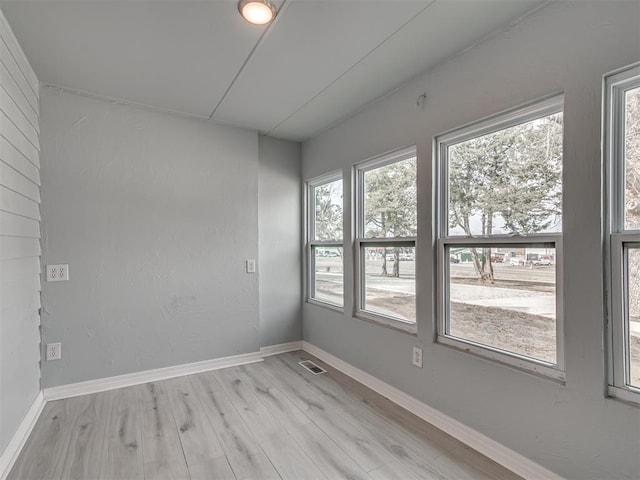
238, 0, 277, 25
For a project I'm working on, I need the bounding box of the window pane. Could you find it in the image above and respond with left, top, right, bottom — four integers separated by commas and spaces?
447, 245, 557, 364
314, 179, 343, 241
625, 87, 640, 230
311, 246, 343, 306
363, 158, 417, 238
362, 246, 415, 323
448, 112, 563, 236
627, 248, 640, 387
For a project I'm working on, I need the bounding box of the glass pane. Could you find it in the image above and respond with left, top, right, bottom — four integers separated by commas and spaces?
362, 246, 415, 323
311, 246, 343, 306
627, 248, 640, 387
363, 157, 417, 238
314, 179, 343, 241
624, 86, 640, 230
447, 112, 563, 236
447, 245, 557, 364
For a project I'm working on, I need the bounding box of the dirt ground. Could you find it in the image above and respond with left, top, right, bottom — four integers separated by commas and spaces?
366, 287, 640, 384
320, 270, 640, 385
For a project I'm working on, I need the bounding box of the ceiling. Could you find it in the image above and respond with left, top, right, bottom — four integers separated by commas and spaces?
1, 0, 548, 141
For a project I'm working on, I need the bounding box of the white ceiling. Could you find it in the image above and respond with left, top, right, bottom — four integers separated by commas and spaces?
1, 0, 548, 141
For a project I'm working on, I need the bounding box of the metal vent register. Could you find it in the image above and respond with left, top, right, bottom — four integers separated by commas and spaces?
299, 360, 327, 375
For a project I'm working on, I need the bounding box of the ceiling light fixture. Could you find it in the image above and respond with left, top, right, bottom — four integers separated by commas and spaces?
238, 0, 277, 25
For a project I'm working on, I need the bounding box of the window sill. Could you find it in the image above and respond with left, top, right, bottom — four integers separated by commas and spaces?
307, 298, 344, 314
607, 385, 640, 407
437, 334, 566, 383
354, 311, 417, 335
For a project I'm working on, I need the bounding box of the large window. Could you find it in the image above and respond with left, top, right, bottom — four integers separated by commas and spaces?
436, 96, 564, 378
606, 64, 640, 402
355, 147, 417, 330
307, 173, 344, 308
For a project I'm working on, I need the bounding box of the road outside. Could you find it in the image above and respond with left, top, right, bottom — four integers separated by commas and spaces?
313, 257, 640, 381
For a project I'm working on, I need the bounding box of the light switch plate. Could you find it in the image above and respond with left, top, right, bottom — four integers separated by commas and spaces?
246, 259, 256, 273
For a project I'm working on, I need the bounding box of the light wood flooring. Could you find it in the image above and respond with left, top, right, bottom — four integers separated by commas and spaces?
9, 351, 521, 480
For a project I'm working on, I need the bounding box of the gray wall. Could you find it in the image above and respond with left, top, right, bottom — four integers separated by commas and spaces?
39, 87, 261, 388
302, 2, 640, 479
0, 10, 41, 455
258, 136, 302, 347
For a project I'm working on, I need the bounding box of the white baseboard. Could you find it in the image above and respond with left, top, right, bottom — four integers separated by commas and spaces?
260, 341, 302, 357
0, 391, 45, 480
43, 351, 264, 401
302, 341, 564, 480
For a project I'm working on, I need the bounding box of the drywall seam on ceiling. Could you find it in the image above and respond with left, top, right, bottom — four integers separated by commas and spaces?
294, 0, 558, 142
264, 0, 438, 137
208, 0, 291, 121
39, 83, 210, 122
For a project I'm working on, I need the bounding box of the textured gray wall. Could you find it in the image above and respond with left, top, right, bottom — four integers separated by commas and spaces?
0, 9, 41, 455
39, 88, 261, 388
302, 2, 640, 479
258, 136, 302, 347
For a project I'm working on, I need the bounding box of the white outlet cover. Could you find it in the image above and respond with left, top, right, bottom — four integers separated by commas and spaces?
46, 342, 61, 361
412, 347, 423, 368
47, 264, 69, 282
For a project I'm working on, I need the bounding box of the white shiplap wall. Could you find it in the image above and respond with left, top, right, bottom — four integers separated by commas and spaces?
0, 9, 41, 456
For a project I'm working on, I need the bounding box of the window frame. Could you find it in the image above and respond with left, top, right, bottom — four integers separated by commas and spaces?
435, 94, 565, 380
306, 171, 344, 310
354, 146, 417, 333
605, 63, 640, 403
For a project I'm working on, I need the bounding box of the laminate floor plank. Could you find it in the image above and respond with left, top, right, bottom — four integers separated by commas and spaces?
216, 367, 336, 480
187, 455, 237, 480
237, 364, 311, 431
8, 399, 75, 479
272, 352, 520, 480
162, 375, 225, 469
137, 382, 190, 480
58, 391, 110, 480
189, 371, 281, 480
260, 356, 396, 472
99, 386, 144, 480
304, 352, 469, 453
10, 352, 521, 480
274, 354, 454, 478
213, 367, 288, 444
369, 460, 436, 480
238, 365, 372, 480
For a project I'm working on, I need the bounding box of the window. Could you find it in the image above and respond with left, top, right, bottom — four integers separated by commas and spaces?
436, 95, 565, 378
355, 147, 417, 331
606, 64, 640, 402
307, 173, 344, 308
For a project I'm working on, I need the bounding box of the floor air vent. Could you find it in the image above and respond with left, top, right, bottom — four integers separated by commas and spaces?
299, 360, 327, 375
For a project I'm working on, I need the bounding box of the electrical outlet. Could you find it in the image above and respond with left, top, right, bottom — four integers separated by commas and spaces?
46, 343, 61, 361
246, 259, 256, 273
47, 264, 69, 282
412, 347, 423, 368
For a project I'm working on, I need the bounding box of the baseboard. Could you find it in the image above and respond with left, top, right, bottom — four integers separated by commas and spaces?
260, 340, 302, 357
302, 341, 564, 480
0, 391, 45, 480
43, 351, 264, 401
